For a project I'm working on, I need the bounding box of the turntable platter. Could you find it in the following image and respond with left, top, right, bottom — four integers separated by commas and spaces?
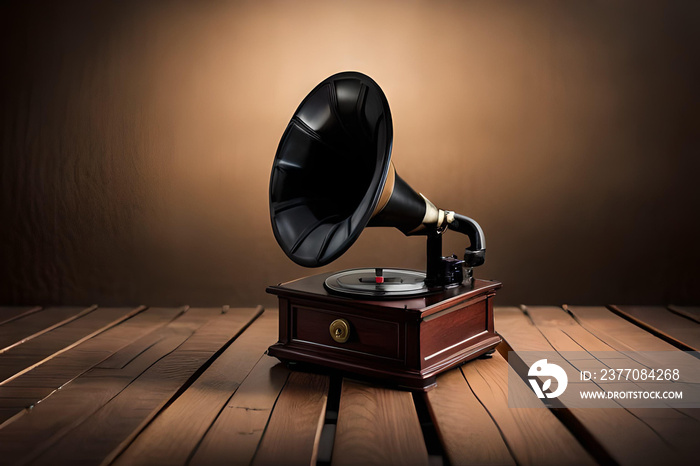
324, 268, 432, 298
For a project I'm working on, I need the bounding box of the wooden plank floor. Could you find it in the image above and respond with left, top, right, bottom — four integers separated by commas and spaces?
0, 304, 697, 465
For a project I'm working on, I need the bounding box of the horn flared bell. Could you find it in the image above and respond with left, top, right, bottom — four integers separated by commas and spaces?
270, 72, 435, 267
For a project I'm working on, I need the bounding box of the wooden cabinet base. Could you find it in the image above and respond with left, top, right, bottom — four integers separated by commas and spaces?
267, 272, 501, 391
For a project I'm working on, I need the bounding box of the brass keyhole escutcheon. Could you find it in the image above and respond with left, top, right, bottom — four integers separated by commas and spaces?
329, 318, 350, 343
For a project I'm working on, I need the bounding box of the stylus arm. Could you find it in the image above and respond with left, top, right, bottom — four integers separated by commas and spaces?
446, 213, 486, 267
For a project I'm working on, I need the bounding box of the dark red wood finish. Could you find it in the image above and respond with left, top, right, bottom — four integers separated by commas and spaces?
293, 306, 402, 360
267, 272, 502, 390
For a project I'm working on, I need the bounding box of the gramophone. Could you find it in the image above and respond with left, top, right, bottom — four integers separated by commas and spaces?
267, 72, 501, 390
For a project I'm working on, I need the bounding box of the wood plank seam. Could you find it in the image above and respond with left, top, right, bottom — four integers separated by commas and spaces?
103, 306, 265, 465
185, 353, 269, 464
111, 309, 276, 466
545, 407, 615, 465
564, 305, 700, 430
0, 306, 149, 387
0, 305, 98, 354
330, 378, 429, 466
519, 306, 696, 463
38, 306, 188, 401
188, 353, 292, 466
521, 305, 602, 354
497, 311, 616, 462
0, 307, 262, 465
423, 364, 515, 465
667, 305, 700, 324
409, 391, 446, 461
140, 305, 264, 415
495, 306, 673, 464
606, 305, 697, 352
495, 314, 615, 464
0, 309, 212, 459
315, 374, 342, 464
461, 352, 596, 465
249, 368, 297, 463
0, 314, 199, 434
558, 327, 613, 352
560, 306, 638, 354
0, 307, 187, 418
243, 361, 294, 462
458, 366, 519, 463
525, 306, 674, 410
95, 306, 190, 370
252, 371, 329, 466
529, 305, 634, 355
0, 306, 43, 327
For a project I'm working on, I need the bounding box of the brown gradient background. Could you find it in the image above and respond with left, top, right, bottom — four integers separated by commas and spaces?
1, 0, 699, 308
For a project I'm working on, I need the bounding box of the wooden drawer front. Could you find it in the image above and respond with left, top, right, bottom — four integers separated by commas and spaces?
292, 306, 401, 360
421, 300, 487, 361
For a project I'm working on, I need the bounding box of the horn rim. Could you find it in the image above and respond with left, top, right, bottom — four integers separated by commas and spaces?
269, 71, 393, 267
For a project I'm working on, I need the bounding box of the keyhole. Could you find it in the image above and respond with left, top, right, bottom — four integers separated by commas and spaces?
329, 318, 350, 343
